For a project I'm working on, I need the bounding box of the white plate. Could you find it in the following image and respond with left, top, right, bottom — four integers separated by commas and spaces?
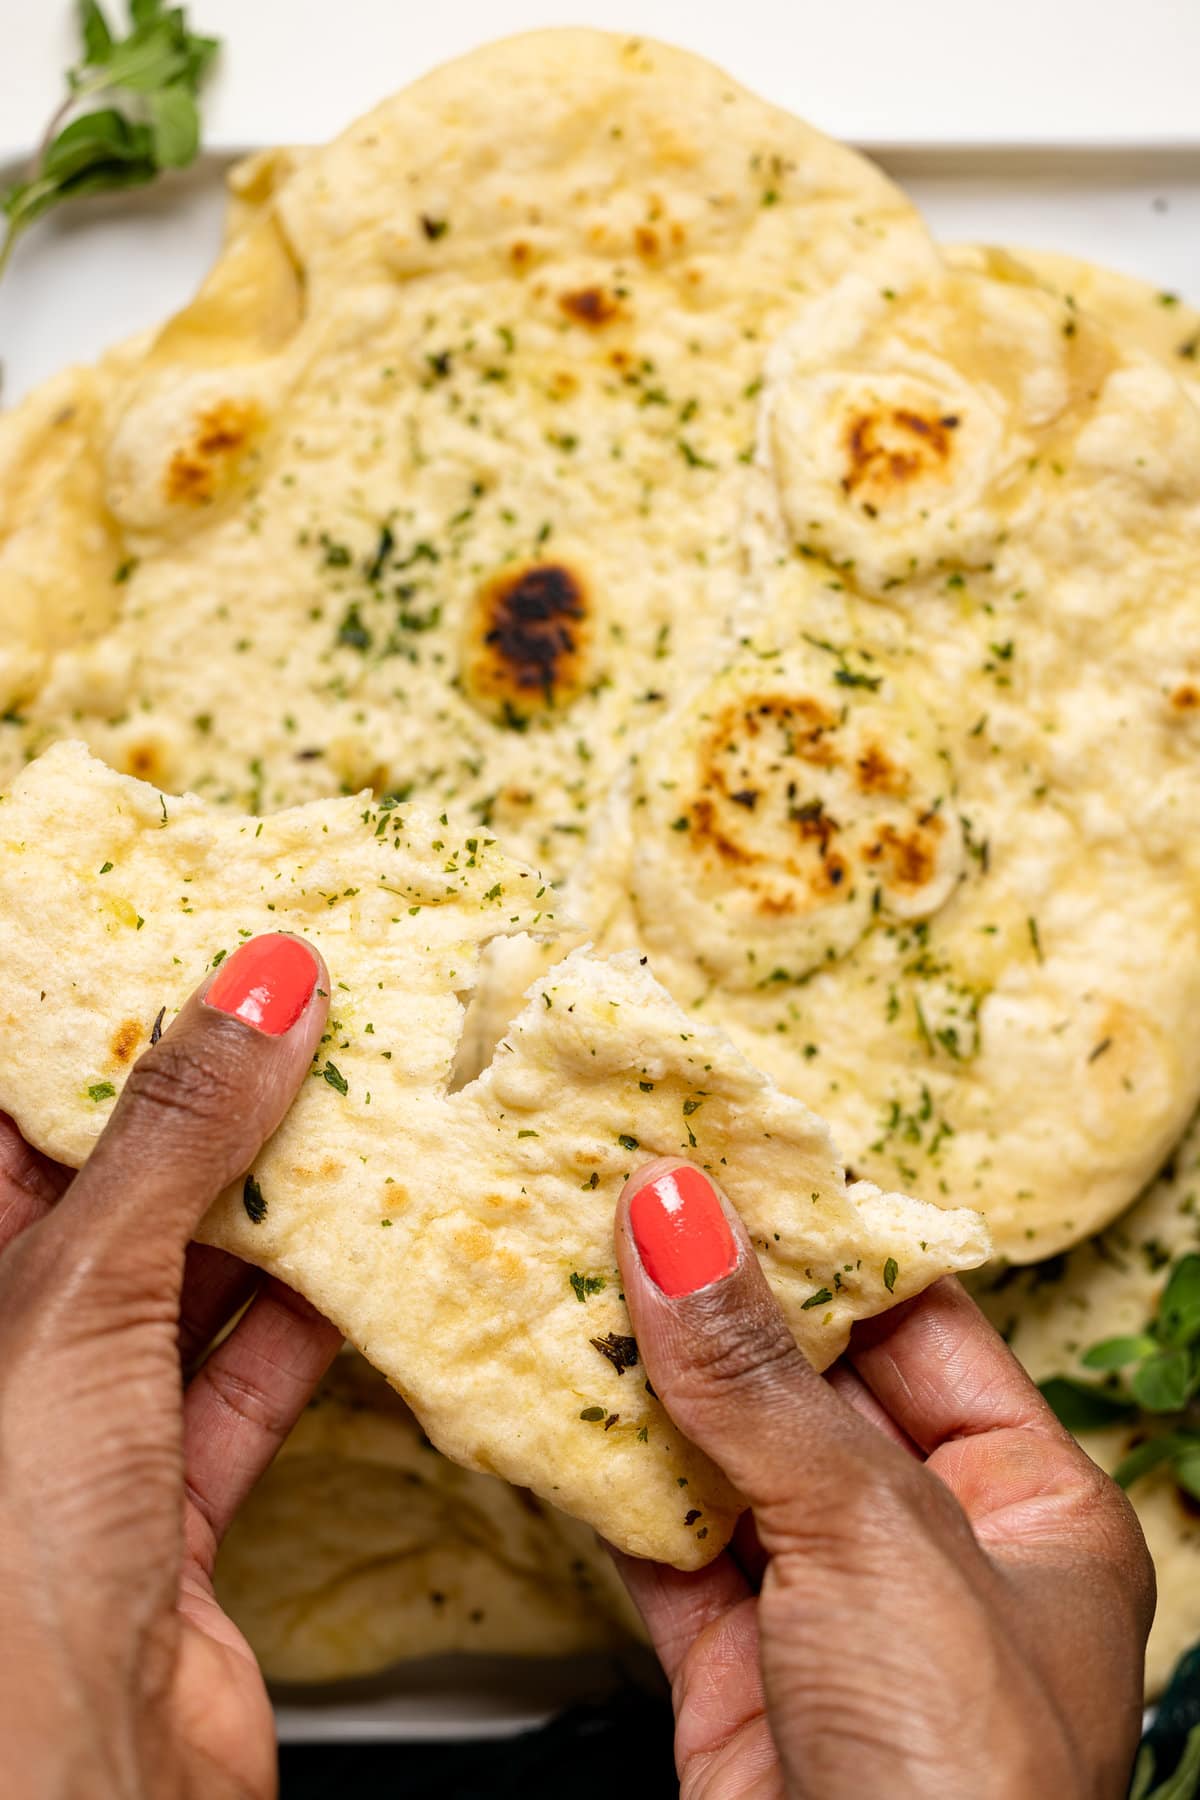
1, 138, 1195, 1741
7, 0, 1200, 157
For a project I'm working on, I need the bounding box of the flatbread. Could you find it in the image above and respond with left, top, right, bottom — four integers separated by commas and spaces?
216, 1357, 645, 1681
4, 29, 936, 878
946, 243, 1200, 399
565, 260, 1200, 1261
979, 1116, 1200, 1697
0, 742, 988, 1566
0, 331, 151, 727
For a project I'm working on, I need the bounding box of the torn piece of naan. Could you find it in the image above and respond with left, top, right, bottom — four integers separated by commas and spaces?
0, 742, 987, 1567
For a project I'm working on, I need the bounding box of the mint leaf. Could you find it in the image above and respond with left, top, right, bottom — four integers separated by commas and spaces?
1113, 1433, 1196, 1490
1038, 1376, 1136, 1433
1131, 1348, 1195, 1414
1158, 1254, 1200, 1349
0, 0, 219, 285
1173, 1448, 1200, 1504
180, 30, 219, 87
148, 82, 199, 166
1081, 1333, 1157, 1372
95, 22, 192, 94
41, 109, 154, 182
80, 0, 115, 62
1131, 1721, 1200, 1800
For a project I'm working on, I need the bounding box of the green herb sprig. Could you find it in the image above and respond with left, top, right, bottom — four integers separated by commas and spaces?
1039, 1252, 1200, 1498
0, 0, 219, 283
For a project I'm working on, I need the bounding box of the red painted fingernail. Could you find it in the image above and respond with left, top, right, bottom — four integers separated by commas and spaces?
628, 1166, 738, 1297
203, 934, 319, 1037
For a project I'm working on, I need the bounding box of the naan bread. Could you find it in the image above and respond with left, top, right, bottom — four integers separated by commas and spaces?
569, 261, 1200, 1261
979, 1117, 1200, 1697
0, 331, 151, 729
216, 1358, 644, 1681
946, 243, 1200, 400
0, 742, 987, 1566
6, 29, 936, 879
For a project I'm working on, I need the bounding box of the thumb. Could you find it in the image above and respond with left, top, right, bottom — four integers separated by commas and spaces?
615, 1157, 925, 1554
33, 932, 328, 1298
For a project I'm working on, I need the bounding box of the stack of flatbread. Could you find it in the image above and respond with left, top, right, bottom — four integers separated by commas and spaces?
1, 30, 1199, 1690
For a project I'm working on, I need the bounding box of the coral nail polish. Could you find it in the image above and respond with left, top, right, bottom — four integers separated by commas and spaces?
203, 934, 318, 1037
629, 1166, 738, 1297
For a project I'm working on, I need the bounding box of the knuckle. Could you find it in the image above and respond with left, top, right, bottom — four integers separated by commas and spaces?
669, 1301, 804, 1408
122, 1027, 251, 1136
197, 1355, 294, 1443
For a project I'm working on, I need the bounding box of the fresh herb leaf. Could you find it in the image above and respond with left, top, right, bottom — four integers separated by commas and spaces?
1081, 1334, 1157, 1372
0, 0, 219, 284
883, 1257, 898, 1294
87, 1080, 116, 1102
1038, 1376, 1137, 1433
1173, 1446, 1200, 1502
570, 1272, 605, 1303
801, 1286, 833, 1311
1114, 1434, 1186, 1489
147, 82, 199, 166
1130, 1720, 1200, 1800
81, 0, 115, 63
1131, 1348, 1195, 1414
1159, 1255, 1200, 1348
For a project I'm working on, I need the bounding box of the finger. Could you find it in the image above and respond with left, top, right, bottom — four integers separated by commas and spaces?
730, 1511, 768, 1588
0, 1113, 70, 1254
177, 1244, 261, 1377
181, 1277, 341, 1570
824, 1358, 920, 1454
846, 1276, 1061, 1454
37, 934, 328, 1295
611, 1543, 752, 1683
615, 1157, 915, 1557
847, 1277, 1152, 1601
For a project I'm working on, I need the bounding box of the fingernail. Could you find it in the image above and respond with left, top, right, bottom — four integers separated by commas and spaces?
628, 1166, 738, 1297
203, 934, 319, 1036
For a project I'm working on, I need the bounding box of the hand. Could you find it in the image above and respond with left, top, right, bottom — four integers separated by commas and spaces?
614, 1159, 1155, 1800
0, 933, 342, 1800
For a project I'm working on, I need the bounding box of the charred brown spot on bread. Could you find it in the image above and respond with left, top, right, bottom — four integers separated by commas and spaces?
164, 398, 263, 506
740, 694, 838, 764
509, 240, 533, 269
861, 814, 944, 890
559, 286, 621, 326
1171, 682, 1200, 711
123, 742, 164, 782
841, 405, 959, 504
691, 796, 754, 867
856, 742, 909, 796
634, 225, 660, 259
547, 369, 579, 400
464, 563, 590, 720
685, 694, 857, 915
110, 1020, 141, 1065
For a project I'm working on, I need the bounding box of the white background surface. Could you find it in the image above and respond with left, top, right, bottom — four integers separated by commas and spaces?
3, 0, 1200, 156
